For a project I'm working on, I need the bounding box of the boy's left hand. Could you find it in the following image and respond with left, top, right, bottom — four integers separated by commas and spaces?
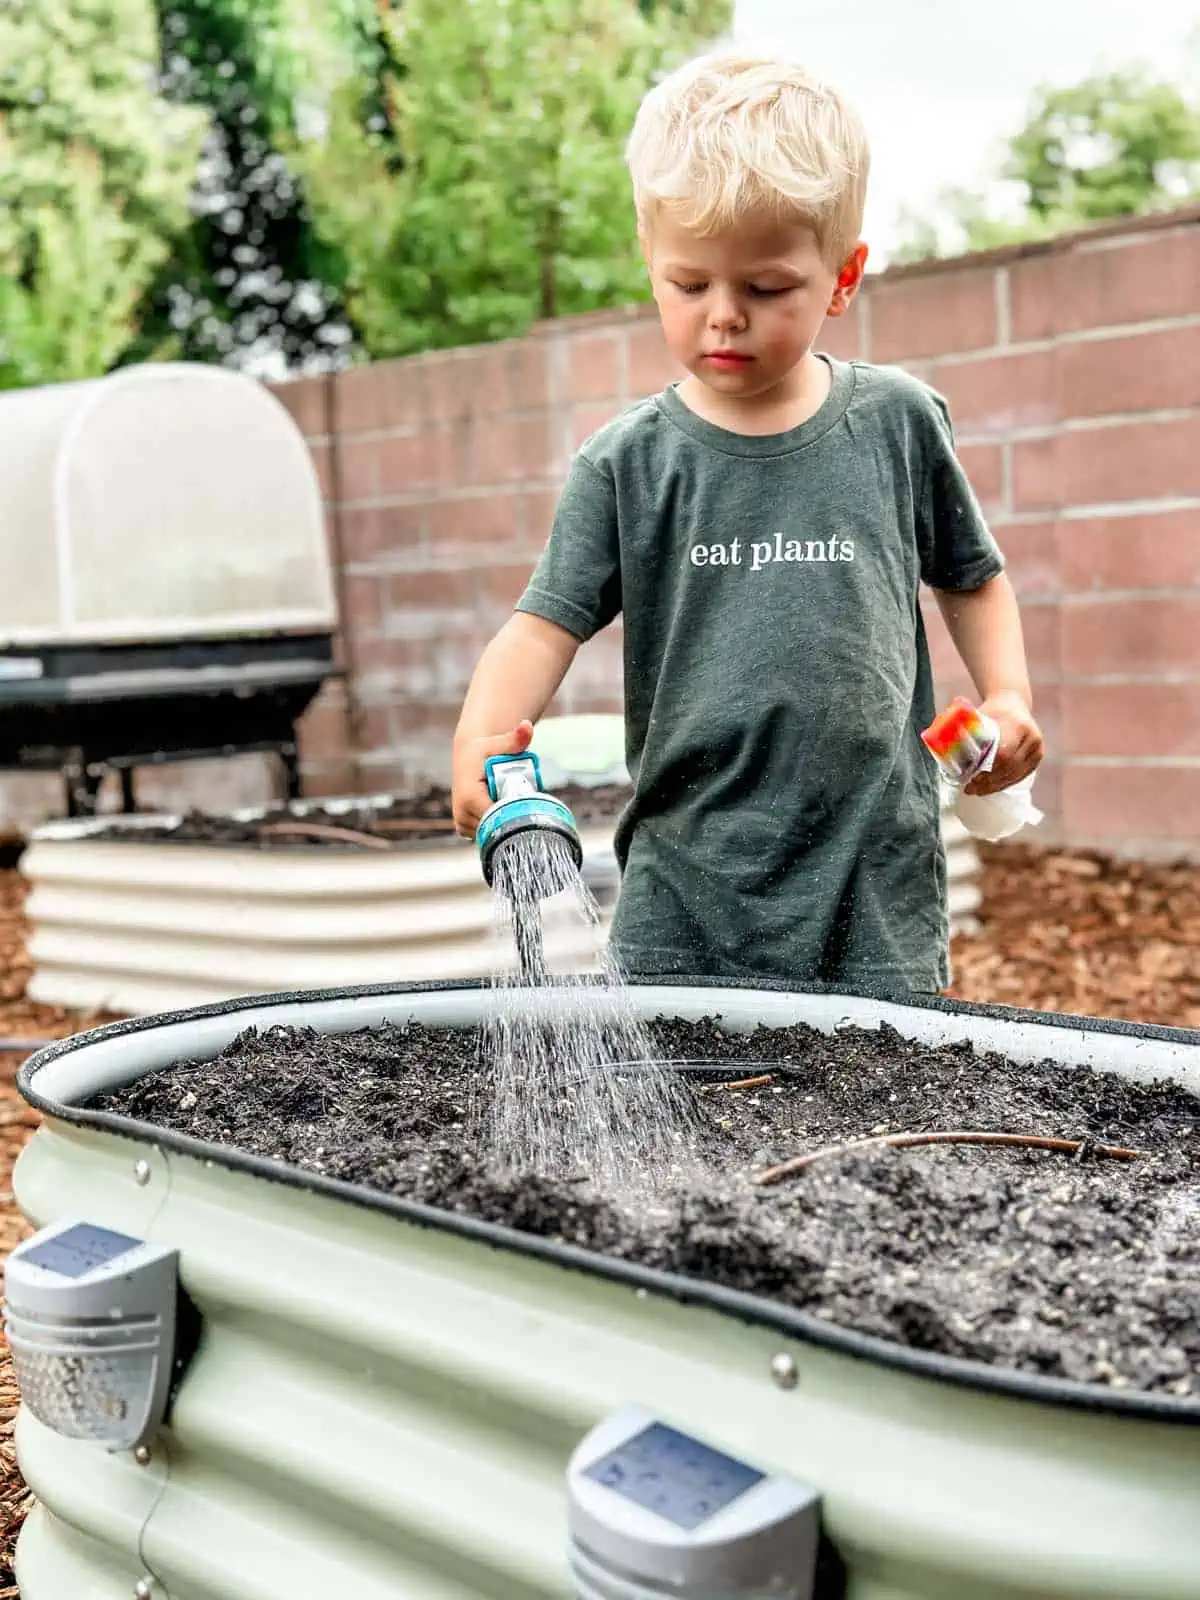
964, 691, 1044, 796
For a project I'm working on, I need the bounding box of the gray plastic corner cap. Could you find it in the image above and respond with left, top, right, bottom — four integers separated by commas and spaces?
566, 1407, 820, 1597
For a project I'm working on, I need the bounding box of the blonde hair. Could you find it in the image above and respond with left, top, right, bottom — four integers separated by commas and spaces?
626, 51, 869, 266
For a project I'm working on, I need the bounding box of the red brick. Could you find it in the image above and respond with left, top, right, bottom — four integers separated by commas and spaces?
307, 439, 333, 501
871, 266, 998, 363
297, 689, 351, 764
333, 364, 385, 433
338, 437, 381, 502
816, 297, 862, 361
427, 492, 520, 546
1016, 601, 1061, 682
1058, 323, 1200, 420
1063, 682, 1200, 757
992, 520, 1059, 598
627, 321, 681, 397
373, 502, 426, 559
505, 339, 550, 409
1061, 762, 1200, 842
340, 572, 384, 636
1008, 253, 1059, 343
1013, 226, 1200, 341
390, 701, 461, 737
956, 442, 1004, 513
372, 359, 427, 431
1014, 418, 1200, 512
1011, 436, 1057, 513
569, 334, 621, 402
481, 561, 537, 609
1062, 596, 1200, 677
379, 430, 450, 496
335, 505, 382, 564
928, 349, 1055, 435
1057, 510, 1200, 593
922, 598, 1058, 683
353, 702, 398, 752
421, 354, 478, 424
572, 402, 619, 451
516, 412, 555, 480
302, 758, 360, 798
1061, 418, 1200, 507
465, 415, 520, 487
521, 489, 560, 546
270, 375, 327, 438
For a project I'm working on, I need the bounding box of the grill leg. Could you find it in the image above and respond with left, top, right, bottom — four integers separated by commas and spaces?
119, 767, 137, 814
279, 740, 302, 802
64, 761, 104, 818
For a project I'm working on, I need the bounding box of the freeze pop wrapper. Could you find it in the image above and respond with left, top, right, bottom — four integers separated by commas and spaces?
920, 696, 1043, 841
920, 696, 999, 785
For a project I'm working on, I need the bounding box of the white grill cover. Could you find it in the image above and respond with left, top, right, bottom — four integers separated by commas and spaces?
0, 363, 337, 647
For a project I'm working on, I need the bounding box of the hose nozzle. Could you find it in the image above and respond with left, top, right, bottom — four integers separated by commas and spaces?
476, 752, 583, 889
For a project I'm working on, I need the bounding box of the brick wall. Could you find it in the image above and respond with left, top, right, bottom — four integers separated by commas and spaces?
276, 205, 1200, 858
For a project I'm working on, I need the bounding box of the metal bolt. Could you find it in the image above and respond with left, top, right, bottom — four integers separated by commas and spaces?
133, 1444, 151, 1466
770, 1352, 798, 1390
134, 1579, 154, 1599
133, 1160, 151, 1186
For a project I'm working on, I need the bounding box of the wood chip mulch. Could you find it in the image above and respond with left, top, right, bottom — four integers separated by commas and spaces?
2, 843, 1199, 1589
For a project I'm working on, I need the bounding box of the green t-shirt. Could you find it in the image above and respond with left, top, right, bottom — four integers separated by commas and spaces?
516, 357, 1004, 992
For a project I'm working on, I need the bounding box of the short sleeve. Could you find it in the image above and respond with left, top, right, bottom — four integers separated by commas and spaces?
515, 451, 621, 641
917, 393, 1006, 591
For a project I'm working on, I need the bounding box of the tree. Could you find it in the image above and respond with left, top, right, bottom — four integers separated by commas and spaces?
126, 0, 385, 375
0, 0, 206, 389
895, 68, 1200, 264
293, 0, 731, 359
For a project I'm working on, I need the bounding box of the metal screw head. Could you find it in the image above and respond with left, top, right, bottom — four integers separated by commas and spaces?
134, 1579, 154, 1599
133, 1160, 151, 1186
770, 1352, 798, 1390
133, 1444, 152, 1465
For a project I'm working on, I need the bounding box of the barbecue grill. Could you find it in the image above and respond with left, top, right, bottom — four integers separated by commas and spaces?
0, 363, 339, 814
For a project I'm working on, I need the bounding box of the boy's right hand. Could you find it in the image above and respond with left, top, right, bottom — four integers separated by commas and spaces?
451, 719, 535, 838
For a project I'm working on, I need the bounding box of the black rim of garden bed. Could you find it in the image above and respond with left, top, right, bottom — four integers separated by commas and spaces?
17, 974, 1200, 1429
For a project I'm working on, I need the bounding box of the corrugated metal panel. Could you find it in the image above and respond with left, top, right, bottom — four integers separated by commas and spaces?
21, 825, 619, 1015
12, 985, 1200, 1600
22, 795, 981, 1016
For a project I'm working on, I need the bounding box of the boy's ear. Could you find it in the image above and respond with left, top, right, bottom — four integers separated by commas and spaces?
826, 243, 869, 317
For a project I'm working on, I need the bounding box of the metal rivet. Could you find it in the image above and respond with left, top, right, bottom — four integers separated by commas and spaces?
133, 1160, 151, 1186
134, 1579, 154, 1599
770, 1352, 798, 1390
133, 1444, 152, 1465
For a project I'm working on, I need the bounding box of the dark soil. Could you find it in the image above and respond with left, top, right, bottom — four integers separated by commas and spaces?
97, 1016, 1200, 1398
87, 784, 629, 848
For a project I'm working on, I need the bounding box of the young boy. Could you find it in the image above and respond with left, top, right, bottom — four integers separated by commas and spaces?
452, 52, 1043, 993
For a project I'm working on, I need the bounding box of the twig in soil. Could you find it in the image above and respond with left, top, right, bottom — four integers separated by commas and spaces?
372, 817, 457, 835
705, 1074, 775, 1092
259, 821, 394, 851
752, 1129, 1146, 1186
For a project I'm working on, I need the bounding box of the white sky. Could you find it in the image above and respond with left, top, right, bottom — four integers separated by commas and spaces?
732, 0, 1200, 263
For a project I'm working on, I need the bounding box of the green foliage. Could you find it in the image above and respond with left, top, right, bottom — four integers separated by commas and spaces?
126, 0, 384, 372
0, 0, 206, 388
294, 0, 731, 359
895, 68, 1200, 264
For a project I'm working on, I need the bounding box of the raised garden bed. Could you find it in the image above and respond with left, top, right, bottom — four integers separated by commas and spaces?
21, 786, 983, 1016
20, 786, 629, 1015
100, 1012, 1199, 1396
11, 981, 1200, 1599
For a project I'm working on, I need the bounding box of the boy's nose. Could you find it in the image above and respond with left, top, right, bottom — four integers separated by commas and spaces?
708, 290, 747, 332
